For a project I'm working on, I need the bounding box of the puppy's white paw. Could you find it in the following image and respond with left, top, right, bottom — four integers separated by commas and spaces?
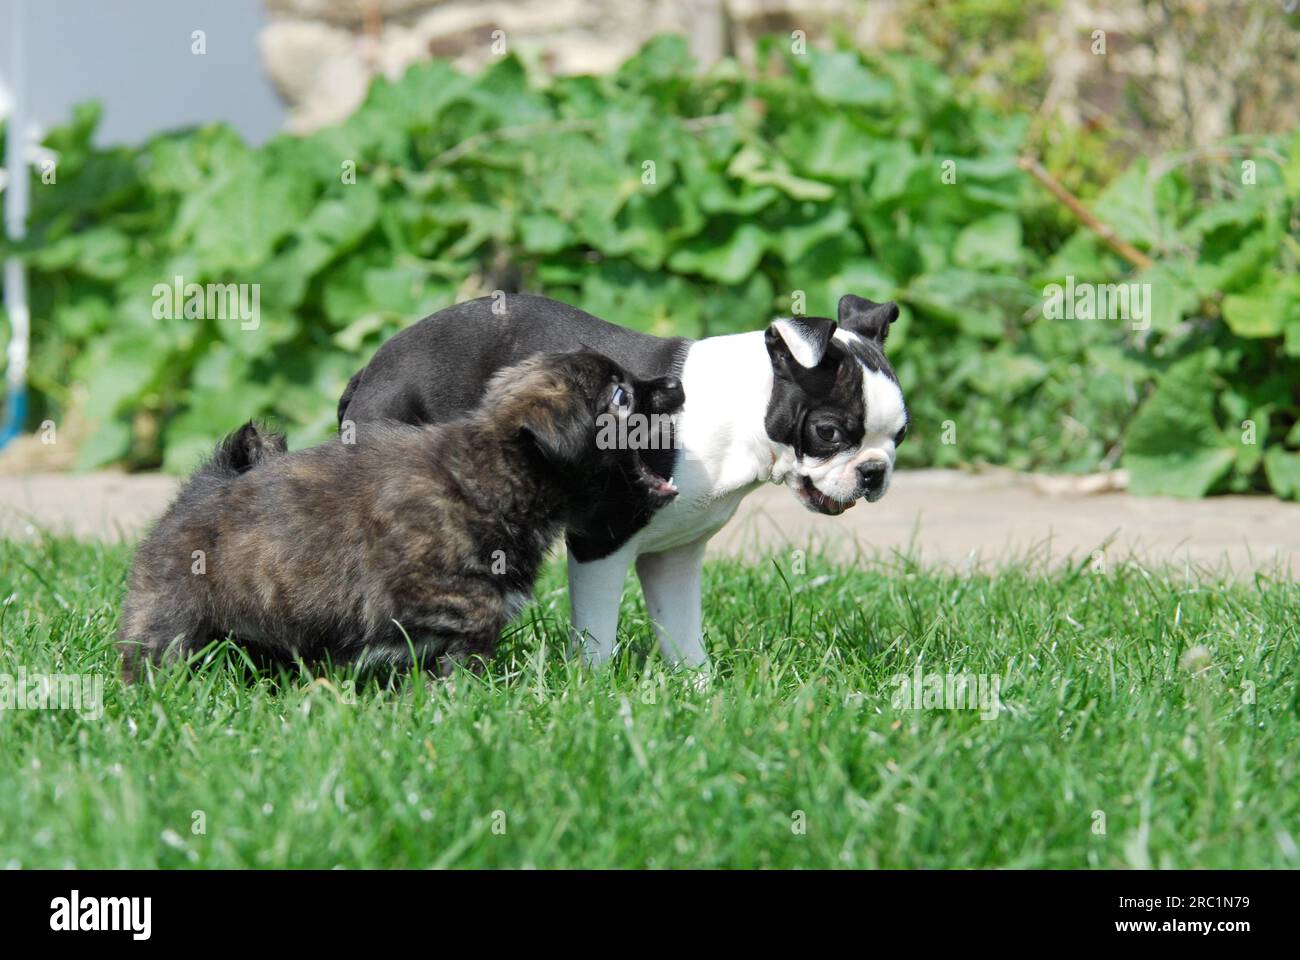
682, 663, 714, 692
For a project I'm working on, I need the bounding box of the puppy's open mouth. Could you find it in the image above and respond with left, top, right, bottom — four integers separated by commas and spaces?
633, 452, 678, 504
796, 476, 856, 516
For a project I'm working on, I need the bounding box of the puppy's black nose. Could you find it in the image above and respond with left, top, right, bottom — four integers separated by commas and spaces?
647, 376, 684, 415
857, 460, 887, 490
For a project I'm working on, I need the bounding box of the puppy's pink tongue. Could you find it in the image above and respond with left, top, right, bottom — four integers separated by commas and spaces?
844, 500, 857, 510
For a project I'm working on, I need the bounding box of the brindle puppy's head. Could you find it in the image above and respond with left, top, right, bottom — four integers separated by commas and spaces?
482, 350, 684, 509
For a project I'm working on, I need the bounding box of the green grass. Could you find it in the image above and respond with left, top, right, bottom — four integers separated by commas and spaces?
0, 534, 1296, 869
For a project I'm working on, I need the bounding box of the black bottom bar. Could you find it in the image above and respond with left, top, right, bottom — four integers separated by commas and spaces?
1, 869, 1285, 946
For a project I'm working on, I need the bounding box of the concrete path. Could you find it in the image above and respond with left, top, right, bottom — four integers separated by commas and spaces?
2, 469, 1297, 576
711, 470, 1298, 576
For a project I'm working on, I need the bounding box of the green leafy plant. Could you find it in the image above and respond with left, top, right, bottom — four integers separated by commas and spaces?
1050, 142, 1300, 497
2, 36, 1297, 498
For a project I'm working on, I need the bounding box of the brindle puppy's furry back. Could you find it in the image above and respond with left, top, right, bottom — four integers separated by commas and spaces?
119, 351, 683, 682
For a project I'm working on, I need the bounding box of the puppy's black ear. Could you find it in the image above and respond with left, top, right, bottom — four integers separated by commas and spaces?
838, 295, 899, 345
765, 316, 837, 371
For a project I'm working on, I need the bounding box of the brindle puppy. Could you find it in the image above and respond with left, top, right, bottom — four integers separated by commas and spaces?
119, 351, 684, 681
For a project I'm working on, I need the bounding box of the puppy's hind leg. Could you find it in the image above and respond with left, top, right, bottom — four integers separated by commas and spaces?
385, 589, 505, 679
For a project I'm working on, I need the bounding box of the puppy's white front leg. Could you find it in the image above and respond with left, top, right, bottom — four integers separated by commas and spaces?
635, 538, 710, 669
568, 547, 634, 665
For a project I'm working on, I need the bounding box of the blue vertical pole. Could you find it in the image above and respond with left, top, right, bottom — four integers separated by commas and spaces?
1, 0, 31, 450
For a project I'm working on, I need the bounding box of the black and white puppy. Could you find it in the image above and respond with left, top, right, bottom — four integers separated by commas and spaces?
338, 293, 908, 669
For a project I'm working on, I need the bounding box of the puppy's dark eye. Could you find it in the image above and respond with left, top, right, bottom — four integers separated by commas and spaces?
815, 424, 841, 444
894, 425, 907, 446
611, 385, 630, 408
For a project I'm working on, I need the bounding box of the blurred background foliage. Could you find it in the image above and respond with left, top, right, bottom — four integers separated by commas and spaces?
2, 10, 1300, 498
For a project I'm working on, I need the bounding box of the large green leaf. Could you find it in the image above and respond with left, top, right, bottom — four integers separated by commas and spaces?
1123, 354, 1236, 497
954, 213, 1023, 269
1264, 448, 1300, 500
668, 223, 767, 285
1091, 163, 1157, 250
75, 417, 132, 471
776, 208, 852, 265
904, 270, 1028, 340
1134, 262, 1202, 333
781, 116, 877, 181
1221, 273, 1300, 338
78, 333, 161, 418
175, 156, 315, 273
809, 51, 894, 107
727, 146, 834, 201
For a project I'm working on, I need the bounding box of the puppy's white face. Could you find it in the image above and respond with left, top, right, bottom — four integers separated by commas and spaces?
790, 344, 907, 510
764, 316, 908, 516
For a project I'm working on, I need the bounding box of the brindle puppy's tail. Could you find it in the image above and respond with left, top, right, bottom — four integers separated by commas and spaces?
209, 421, 287, 476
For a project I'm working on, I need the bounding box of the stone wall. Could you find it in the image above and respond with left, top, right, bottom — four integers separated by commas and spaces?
259, 0, 902, 133
1037, 0, 1300, 151
257, 0, 1300, 148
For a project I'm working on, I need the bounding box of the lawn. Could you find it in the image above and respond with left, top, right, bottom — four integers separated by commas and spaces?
0, 534, 1296, 869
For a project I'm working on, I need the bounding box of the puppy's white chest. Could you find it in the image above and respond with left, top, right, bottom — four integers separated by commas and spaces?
631, 333, 773, 554
637, 477, 756, 554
